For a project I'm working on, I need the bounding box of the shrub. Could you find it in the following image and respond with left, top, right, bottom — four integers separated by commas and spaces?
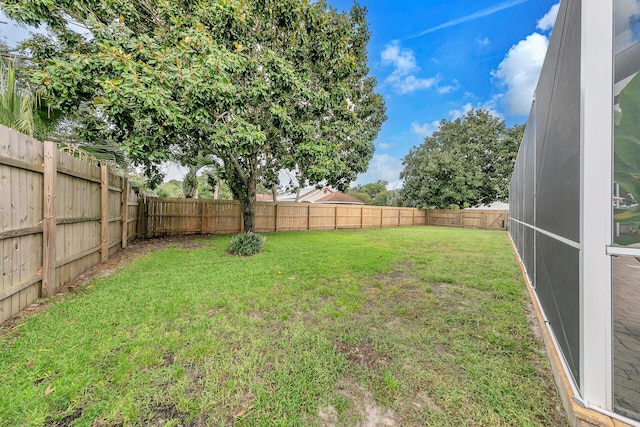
228, 232, 266, 256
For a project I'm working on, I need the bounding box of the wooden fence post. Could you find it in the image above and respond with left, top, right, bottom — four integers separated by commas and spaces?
121, 177, 128, 248
42, 141, 56, 298
360, 206, 364, 228
307, 204, 311, 230
335, 205, 338, 229
397, 209, 401, 226
275, 203, 279, 232
100, 165, 109, 262
380, 208, 383, 228
459, 209, 463, 228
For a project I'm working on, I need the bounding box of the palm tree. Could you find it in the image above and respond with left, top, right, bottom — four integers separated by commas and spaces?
0, 60, 35, 135
0, 59, 63, 139
182, 157, 222, 199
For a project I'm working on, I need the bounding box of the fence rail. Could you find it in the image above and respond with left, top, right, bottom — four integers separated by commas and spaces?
0, 125, 139, 323
140, 198, 508, 238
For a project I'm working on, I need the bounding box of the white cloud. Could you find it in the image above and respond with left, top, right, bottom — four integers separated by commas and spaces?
536, 3, 560, 32
478, 37, 490, 47
437, 79, 460, 94
377, 142, 392, 150
355, 154, 404, 188
381, 41, 439, 94
492, 32, 548, 116
394, 75, 438, 93
411, 121, 439, 138
381, 41, 418, 76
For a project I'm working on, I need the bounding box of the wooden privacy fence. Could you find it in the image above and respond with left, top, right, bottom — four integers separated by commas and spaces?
0, 126, 139, 323
426, 209, 508, 231
139, 198, 508, 238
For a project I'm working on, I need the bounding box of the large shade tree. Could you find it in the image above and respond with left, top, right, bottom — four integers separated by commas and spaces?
400, 109, 523, 209
4, 0, 386, 231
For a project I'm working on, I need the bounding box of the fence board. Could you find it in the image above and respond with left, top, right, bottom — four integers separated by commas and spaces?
0, 125, 140, 323
142, 200, 506, 238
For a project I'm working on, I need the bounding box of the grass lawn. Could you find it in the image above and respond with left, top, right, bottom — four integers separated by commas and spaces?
0, 227, 566, 426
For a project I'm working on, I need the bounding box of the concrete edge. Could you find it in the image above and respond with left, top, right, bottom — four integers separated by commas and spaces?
509, 237, 631, 427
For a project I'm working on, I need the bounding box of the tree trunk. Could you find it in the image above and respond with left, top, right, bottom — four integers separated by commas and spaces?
271, 185, 277, 203
213, 183, 219, 200
295, 186, 301, 202
240, 173, 257, 232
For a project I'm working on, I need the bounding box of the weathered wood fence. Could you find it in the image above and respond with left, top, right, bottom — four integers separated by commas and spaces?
0, 126, 139, 323
139, 198, 508, 238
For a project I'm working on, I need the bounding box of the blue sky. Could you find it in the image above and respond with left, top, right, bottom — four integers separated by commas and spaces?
324, 0, 560, 188
0, 1, 559, 188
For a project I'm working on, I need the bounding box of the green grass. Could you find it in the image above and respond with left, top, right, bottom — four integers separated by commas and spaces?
0, 227, 566, 426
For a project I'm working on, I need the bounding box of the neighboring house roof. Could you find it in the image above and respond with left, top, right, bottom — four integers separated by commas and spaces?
276, 187, 336, 203
314, 191, 364, 205
256, 194, 274, 202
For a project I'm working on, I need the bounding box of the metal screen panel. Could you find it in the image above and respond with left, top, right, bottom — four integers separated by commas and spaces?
535, 232, 580, 385
509, 0, 581, 389
534, 0, 581, 243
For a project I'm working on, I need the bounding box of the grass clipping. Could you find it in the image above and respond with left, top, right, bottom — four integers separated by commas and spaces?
228, 231, 266, 256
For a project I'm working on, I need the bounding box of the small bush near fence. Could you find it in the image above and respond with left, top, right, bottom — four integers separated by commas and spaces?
229, 232, 266, 256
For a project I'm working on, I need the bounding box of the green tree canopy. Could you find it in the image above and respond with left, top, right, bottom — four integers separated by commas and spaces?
351, 180, 388, 199
4, 0, 385, 231
371, 189, 404, 207
400, 109, 523, 209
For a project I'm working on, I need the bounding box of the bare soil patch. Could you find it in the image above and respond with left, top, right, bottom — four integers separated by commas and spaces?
334, 341, 392, 370
318, 379, 397, 427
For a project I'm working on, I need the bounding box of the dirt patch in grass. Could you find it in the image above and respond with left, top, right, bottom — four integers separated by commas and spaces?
318, 379, 397, 427
44, 407, 84, 427
525, 300, 544, 342
144, 403, 191, 426
334, 341, 392, 370
372, 261, 414, 282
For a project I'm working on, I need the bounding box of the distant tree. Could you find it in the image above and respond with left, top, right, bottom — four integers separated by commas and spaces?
347, 191, 372, 205
351, 180, 388, 199
156, 180, 182, 198
400, 109, 523, 208
371, 189, 404, 207
198, 171, 233, 200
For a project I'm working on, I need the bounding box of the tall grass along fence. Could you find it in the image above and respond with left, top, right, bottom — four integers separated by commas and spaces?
139, 198, 508, 238
0, 125, 139, 323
